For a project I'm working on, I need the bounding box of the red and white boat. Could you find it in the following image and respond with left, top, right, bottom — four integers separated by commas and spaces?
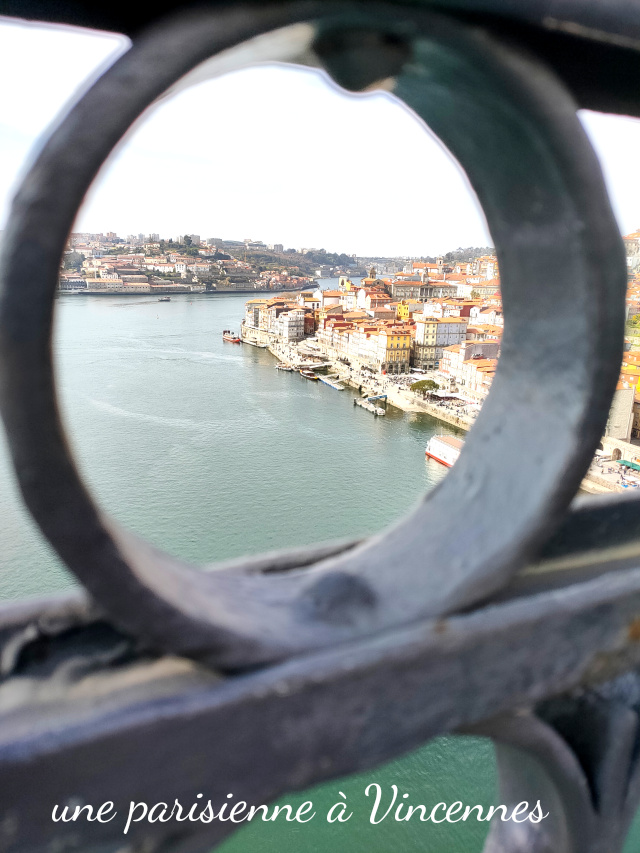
222, 330, 241, 343
425, 435, 463, 467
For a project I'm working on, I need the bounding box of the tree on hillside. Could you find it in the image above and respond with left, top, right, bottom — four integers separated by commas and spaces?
63, 251, 84, 271
444, 246, 494, 262
410, 379, 440, 398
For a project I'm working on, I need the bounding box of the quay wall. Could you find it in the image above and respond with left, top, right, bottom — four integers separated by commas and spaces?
245, 326, 621, 494
580, 472, 623, 494
403, 396, 473, 431
257, 330, 474, 431
331, 366, 473, 430
241, 325, 271, 347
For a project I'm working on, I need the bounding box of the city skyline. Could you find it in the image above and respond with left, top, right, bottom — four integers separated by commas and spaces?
64, 230, 493, 260
2, 18, 640, 256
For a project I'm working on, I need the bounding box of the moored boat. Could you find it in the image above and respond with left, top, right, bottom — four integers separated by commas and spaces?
354, 397, 385, 416
425, 435, 464, 467
222, 330, 241, 343
300, 369, 318, 380
275, 364, 294, 371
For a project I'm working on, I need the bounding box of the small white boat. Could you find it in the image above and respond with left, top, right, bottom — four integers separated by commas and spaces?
425, 435, 464, 467
354, 398, 385, 416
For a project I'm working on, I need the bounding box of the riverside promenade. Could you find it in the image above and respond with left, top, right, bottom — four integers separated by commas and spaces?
580, 464, 633, 494
334, 368, 475, 430
266, 339, 625, 494
268, 340, 475, 429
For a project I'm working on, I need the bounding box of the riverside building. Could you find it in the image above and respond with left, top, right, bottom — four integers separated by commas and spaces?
413, 314, 469, 370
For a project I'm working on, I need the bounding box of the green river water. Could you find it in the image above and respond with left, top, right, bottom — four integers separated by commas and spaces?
1, 285, 637, 851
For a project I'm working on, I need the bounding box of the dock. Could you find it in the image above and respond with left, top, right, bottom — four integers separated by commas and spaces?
294, 360, 333, 370
318, 374, 345, 391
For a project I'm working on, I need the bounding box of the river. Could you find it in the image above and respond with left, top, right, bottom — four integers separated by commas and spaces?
0, 285, 637, 851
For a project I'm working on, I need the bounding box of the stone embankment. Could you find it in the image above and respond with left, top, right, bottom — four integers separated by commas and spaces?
266, 339, 623, 493
402, 395, 474, 431
580, 469, 625, 495
337, 372, 474, 430
268, 341, 474, 430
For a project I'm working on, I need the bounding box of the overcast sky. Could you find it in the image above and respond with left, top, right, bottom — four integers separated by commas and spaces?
1, 17, 640, 257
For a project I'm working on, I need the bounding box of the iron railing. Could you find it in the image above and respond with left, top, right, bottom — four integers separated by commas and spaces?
1, 2, 640, 851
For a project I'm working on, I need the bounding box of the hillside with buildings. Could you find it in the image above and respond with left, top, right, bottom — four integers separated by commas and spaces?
52, 226, 640, 492
57, 233, 369, 295
241, 236, 640, 492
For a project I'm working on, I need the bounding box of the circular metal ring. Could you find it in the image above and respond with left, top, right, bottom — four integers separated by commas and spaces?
0, 1, 626, 668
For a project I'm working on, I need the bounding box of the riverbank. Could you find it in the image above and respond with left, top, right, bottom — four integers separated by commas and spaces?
266, 340, 475, 429
580, 464, 637, 494
336, 369, 474, 430
265, 338, 629, 493
58, 287, 310, 298
580, 472, 624, 494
